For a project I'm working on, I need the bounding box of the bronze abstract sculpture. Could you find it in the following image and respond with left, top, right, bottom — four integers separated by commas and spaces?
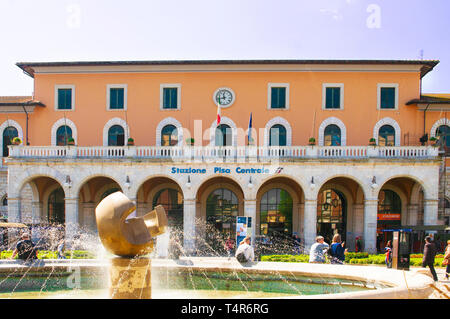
95, 191, 168, 298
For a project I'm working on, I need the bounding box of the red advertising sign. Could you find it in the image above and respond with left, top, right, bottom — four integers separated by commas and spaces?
377, 214, 401, 221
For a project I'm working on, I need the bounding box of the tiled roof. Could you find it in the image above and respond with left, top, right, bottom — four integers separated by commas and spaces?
406, 94, 450, 105
16, 59, 439, 78
0, 96, 45, 107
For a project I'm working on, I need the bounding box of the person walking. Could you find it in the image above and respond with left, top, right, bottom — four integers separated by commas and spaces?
355, 236, 362, 253
422, 236, 438, 282
442, 240, 450, 280
329, 234, 347, 264
10, 233, 38, 264
309, 236, 329, 263
235, 236, 254, 264
385, 240, 393, 268
57, 240, 66, 259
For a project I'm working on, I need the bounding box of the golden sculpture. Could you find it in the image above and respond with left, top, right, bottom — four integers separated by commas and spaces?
95, 191, 168, 299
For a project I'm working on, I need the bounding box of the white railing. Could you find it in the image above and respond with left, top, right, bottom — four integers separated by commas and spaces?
7, 145, 440, 161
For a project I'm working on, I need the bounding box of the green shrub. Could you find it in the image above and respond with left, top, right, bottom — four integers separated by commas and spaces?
0, 250, 95, 259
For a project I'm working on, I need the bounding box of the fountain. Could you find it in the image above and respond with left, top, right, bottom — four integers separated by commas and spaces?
95, 191, 167, 299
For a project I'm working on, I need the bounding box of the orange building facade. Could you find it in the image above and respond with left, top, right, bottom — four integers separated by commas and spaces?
0, 60, 449, 254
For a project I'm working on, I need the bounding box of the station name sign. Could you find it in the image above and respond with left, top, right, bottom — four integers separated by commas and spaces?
170, 166, 280, 174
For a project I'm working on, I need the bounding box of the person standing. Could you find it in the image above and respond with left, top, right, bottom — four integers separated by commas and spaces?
385, 240, 393, 268
292, 233, 302, 255
422, 236, 438, 282
235, 236, 254, 264
57, 240, 66, 259
10, 233, 38, 264
329, 234, 347, 264
355, 236, 363, 253
224, 236, 235, 258
309, 236, 329, 263
444, 240, 450, 280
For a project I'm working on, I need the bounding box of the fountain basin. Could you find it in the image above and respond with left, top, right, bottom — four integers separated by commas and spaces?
0, 258, 435, 299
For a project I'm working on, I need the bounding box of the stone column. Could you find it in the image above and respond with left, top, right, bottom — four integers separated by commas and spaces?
303, 199, 317, 251
7, 197, 21, 248
423, 199, 439, 227
351, 203, 364, 251
244, 199, 257, 243
407, 204, 419, 226
31, 201, 43, 242
183, 199, 196, 255
363, 199, 378, 254
65, 197, 79, 244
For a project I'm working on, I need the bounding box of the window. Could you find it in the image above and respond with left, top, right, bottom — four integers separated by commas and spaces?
436, 125, 450, 154
161, 125, 178, 146
2, 126, 18, 157
260, 188, 293, 236
55, 85, 75, 110
56, 125, 73, 146
160, 84, 181, 110
378, 125, 395, 146
153, 188, 183, 230
48, 188, 65, 224
377, 84, 398, 109
269, 124, 287, 146
322, 83, 344, 110
107, 85, 127, 110
215, 124, 232, 146
206, 188, 239, 241
268, 83, 289, 109
108, 125, 125, 146
324, 124, 341, 146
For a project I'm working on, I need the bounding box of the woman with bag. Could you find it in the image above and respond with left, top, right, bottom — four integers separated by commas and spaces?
444, 240, 450, 280
329, 234, 347, 264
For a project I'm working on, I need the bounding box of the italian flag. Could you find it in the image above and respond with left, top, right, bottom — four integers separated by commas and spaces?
216, 101, 221, 125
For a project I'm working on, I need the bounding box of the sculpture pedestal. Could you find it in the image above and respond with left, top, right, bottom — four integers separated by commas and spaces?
109, 257, 151, 299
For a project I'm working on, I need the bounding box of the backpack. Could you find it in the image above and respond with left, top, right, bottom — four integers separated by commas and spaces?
236, 252, 248, 263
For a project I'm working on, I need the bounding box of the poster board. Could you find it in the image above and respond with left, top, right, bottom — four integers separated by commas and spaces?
236, 216, 252, 246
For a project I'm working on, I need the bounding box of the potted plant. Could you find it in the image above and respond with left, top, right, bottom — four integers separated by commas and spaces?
127, 138, 134, 146
308, 137, 316, 146
247, 137, 255, 146
12, 137, 22, 145
429, 136, 438, 147
369, 138, 377, 146
186, 138, 195, 146
67, 137, 75, 146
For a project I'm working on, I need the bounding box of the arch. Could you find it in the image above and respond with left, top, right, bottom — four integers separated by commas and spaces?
430, 118, 450, 138
156, 117, 184, 146
133, 175, 183, 200
103, 117, 129, 146
51, 118, 78, 146
209, 116, 238, 146
264, 116, 292, 146
373, 117, 401, 146
375, 174, 429, 200
318, 117, 347, 146
378, 184, 408, 226
14, 169, 67, 200
313, 174, 368, 201
0, 119, 24, 155
73, 174, 124, 199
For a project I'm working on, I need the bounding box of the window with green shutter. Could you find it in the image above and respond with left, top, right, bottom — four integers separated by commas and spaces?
271, 87, 286, 109
57, 89, 72, 110
325, 87, 341, 109
380, 87, 396, 109
110, 88, 124, 109
163, 87, 178, 109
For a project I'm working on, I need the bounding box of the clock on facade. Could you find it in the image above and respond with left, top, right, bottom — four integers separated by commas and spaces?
213, 87, 235, 107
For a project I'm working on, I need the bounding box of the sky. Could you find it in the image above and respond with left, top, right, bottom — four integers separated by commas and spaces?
0, 0, 449, 95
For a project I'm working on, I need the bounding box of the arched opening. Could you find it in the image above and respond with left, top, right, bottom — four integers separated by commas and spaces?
324, 124, 341, 146
269, 124, 287, 146
378, 125, 395, 146
56, 125, 73, 146
436, 124, 450, 155
206, 188, 239, 240
153, 188, 183, 230
259, 188, 292, 236
161, 125, 178, 146
2, 126, 18, 157
215, 124, 232, 146
377, 189, 402, 251
108, 125, 125, 146
48, 187, 65, 224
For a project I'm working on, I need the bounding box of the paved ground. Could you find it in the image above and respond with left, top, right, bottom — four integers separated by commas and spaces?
417, 267, 450, 299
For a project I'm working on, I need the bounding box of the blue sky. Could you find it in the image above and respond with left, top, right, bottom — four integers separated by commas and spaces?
0, 0, 448, 95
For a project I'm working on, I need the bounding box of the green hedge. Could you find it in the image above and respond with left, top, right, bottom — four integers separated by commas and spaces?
0, 250, 96, 260
261, 253, 446, 267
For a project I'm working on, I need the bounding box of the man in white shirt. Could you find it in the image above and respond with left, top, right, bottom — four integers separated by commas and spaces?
309, 236, 329, 263
235, 236, 255, 263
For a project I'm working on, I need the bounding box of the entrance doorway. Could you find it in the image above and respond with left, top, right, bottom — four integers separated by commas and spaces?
317, 189, 347, 244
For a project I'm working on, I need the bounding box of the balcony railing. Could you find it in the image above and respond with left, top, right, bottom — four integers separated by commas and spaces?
7, 145, 440, 161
